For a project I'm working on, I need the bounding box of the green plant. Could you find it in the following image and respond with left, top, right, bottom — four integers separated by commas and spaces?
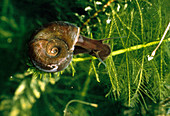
0, 0, 169, 116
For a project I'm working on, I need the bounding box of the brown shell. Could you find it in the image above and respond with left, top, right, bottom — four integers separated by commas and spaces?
29, 21, 80, 72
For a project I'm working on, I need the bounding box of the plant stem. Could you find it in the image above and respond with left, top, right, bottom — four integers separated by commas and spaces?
63, 99, 98, 116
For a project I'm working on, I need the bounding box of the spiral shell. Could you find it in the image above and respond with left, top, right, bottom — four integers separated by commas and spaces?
29, 21, 80, 72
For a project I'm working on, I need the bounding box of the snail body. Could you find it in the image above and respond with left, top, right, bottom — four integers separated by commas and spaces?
29, 21, 111, 72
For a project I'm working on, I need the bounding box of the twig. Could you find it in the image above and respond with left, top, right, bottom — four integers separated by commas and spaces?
63, 99, 98, 116
147, 22, 170, 61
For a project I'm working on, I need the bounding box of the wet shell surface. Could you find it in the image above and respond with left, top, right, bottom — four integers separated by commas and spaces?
29, 21, 80, 72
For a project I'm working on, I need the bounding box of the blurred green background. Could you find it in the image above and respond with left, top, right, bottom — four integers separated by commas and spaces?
0, 0, 169, 116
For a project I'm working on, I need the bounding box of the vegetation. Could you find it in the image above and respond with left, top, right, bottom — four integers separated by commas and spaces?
0, 0, 169, 116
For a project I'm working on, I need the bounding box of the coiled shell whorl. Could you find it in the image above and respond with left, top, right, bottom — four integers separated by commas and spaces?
29, 21, 80, 72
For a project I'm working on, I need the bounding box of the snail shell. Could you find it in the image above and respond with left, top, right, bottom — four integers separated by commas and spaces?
29, 21, 80, 72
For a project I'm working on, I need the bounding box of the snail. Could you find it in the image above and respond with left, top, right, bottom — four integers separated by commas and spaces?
29, 21, 111, 72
